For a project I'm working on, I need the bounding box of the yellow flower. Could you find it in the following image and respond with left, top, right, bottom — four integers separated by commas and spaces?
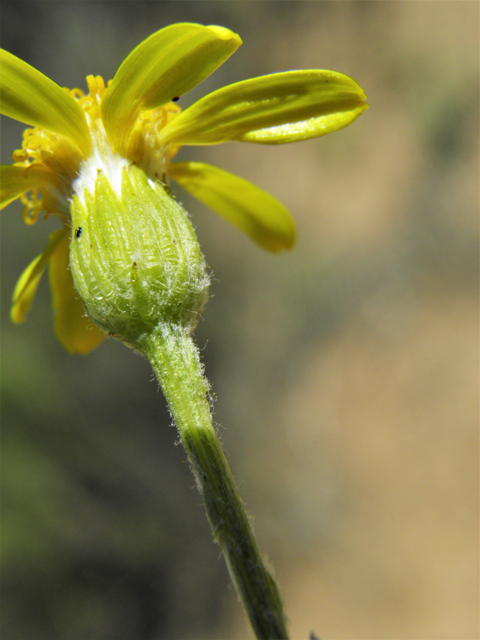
0, 23, 368, 354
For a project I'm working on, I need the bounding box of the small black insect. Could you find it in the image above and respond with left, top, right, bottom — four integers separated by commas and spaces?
75, 227, 82, 239
172, 96, 180, 102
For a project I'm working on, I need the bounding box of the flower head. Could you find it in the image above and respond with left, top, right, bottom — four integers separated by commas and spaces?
1, 23, 368, 353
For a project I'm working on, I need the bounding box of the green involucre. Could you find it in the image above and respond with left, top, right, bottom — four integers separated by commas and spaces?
69, 165, 210, 345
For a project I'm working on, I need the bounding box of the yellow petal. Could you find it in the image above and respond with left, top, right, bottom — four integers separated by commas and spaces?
101, 23, 242, 154
11, 227, 67, 324
0, 164, 55, 210
161, 70, 368, 146
48, 230, 105, 354
0, 49, 91, 154
169, 161, 296, 252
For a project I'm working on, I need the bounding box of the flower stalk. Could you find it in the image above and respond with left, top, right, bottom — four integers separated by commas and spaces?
139, 323, 288, 639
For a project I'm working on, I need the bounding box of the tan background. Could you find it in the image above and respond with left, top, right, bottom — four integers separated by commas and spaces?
1, 2, 478, 639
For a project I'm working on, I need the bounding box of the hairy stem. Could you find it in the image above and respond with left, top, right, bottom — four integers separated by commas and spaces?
138, 322, 288, 640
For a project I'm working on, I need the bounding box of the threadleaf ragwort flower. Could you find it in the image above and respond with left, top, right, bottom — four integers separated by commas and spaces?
1, 23, 368, 353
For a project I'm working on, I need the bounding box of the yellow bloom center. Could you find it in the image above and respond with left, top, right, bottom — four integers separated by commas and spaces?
12, 74, 182, 226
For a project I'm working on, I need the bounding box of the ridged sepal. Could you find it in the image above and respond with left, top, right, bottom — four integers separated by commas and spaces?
69, 164, 209, 346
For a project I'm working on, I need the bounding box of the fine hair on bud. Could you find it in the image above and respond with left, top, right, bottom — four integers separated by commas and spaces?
69, 164, 210, 347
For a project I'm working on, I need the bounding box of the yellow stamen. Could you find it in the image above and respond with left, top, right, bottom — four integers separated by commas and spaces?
126, 102, 182, 180
11, 74, 184, 226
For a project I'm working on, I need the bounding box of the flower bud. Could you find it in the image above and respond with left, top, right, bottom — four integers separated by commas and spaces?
69, 163, 210, 347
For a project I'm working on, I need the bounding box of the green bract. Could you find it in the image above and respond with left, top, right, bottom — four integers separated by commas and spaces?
69, 165, 210, 344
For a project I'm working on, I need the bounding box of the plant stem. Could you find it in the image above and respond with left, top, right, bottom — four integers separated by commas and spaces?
138, 322, 289, 640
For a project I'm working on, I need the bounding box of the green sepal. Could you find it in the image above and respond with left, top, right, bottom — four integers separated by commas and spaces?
69, 165, 210, 346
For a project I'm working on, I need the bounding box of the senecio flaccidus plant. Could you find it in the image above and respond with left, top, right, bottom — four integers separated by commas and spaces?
0, 23, 368, 639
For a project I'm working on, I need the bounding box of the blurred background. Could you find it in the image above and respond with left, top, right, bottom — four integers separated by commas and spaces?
1, 2, 478, 639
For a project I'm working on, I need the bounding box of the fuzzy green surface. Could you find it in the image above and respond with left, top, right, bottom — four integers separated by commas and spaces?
69, 165, 210, 345
140, 323, 289, 640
